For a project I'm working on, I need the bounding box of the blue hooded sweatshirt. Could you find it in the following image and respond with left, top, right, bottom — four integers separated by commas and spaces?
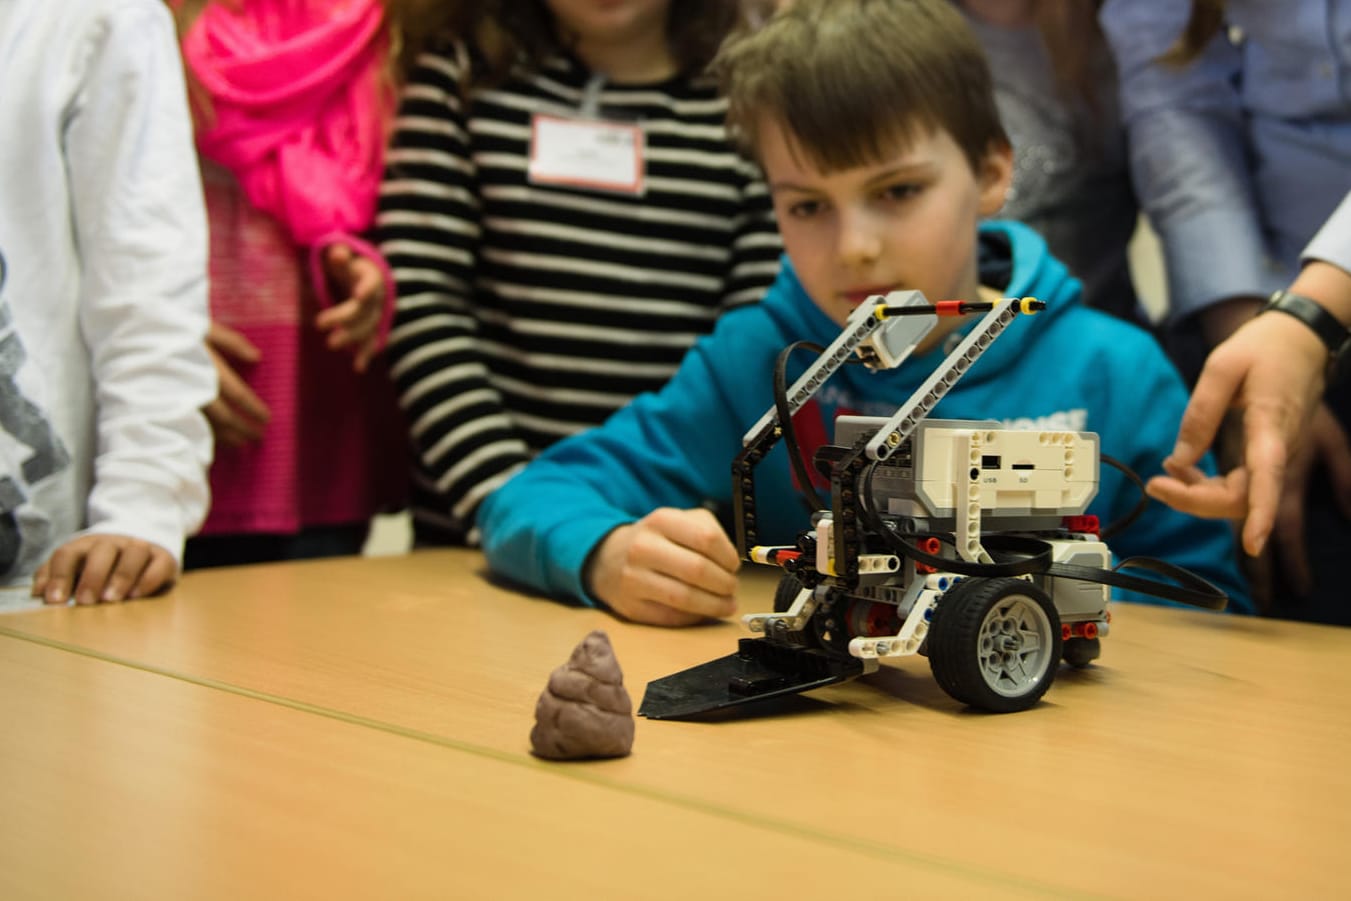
480, 221, 1251, 613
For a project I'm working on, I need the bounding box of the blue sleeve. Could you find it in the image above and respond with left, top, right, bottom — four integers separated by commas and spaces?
1091, 329, 1253, 613
478, 327, 758, 606
1099, 0, 1270, 320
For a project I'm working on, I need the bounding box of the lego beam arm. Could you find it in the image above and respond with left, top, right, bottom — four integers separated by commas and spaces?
732, 291, 1044, 559
733, 290, 938, 558
863, 299, 1030, 462
829, 298, 1044, 582
739, 290, 937, 449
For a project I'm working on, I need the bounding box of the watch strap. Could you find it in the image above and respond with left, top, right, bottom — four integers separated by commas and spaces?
1260, 290, 1351, 363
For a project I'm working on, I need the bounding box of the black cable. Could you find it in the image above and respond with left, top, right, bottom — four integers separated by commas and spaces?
1099, 453, 1148, 540
859, 461, 1051, 577
765, 299, 1221, 608
769, 301, 1025, 515
855, 459, 1226, 609
773, 340, 835, 515
1046, 557, 1227, 610
773, 341, 826, 515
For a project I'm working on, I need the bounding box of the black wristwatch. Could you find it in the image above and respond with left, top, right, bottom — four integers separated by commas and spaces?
1259, 290, 1351, 379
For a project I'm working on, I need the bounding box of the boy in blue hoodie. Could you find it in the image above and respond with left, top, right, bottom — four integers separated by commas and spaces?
478, 0, 1250, 625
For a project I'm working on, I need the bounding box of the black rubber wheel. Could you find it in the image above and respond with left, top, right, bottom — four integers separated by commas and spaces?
928, 577, 1062, 713
772, 571, 806, 613
768, 572, 840, 653
1062, 636, 1101, 669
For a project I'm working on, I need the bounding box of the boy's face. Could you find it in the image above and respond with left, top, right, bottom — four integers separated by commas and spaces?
761, 117, 1013, 328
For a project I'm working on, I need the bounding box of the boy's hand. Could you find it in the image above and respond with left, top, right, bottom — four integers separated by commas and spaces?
315, 242, 385, 373
585, 507, 741, 627
204, 321, 270, 447
31, 535, 177, 606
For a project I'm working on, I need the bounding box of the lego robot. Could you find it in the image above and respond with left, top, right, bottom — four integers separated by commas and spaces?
639, 292, 1225, 719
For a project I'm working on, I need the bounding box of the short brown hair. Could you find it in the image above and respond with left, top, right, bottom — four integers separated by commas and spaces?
716, 0, 1008, 174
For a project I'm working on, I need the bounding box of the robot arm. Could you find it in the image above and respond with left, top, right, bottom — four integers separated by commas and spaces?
734, 289, 1037, 556
830, 298, 1042, 577
641, 293, 1225, 721
731, 290, 1045, 572
738, 289, 938, 450
732, 289, 938, 557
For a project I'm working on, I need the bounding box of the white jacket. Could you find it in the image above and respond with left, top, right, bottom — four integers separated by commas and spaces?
0, 0, 214, 580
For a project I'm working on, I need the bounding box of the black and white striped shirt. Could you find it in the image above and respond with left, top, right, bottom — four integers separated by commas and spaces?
377, 42, 783, 542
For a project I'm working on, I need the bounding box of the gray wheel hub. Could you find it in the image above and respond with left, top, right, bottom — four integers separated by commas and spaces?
977, 595, 1053, 697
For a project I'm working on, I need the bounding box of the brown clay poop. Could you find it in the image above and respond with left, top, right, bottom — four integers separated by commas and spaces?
530, 630, 634, 760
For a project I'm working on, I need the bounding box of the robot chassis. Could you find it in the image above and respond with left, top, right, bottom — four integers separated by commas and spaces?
639, 292, 1225, 719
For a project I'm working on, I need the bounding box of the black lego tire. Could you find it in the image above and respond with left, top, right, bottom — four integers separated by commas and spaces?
928, 577, 1063, 713
772, 571, 805, 613
1062, 636, 1101, 669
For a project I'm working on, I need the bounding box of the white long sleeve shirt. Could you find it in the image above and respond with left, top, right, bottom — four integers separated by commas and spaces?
1305, 191, 1351, 277
0, 0, 214, 580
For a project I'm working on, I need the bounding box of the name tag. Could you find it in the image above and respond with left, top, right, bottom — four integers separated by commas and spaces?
528, 114, 645, 195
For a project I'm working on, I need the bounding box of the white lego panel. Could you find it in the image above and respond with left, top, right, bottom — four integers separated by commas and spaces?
914, 428, 1098, 518
1044, 539, 1111, 619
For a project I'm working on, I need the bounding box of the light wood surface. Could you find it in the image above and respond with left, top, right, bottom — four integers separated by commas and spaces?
1, 634, 1013, 900
3, 549, 1350, 898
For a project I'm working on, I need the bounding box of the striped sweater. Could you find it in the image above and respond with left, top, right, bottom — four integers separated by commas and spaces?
377, 42, 783, 542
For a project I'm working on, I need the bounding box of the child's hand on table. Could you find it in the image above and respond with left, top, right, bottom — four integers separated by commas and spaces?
32, 535, 176, 605
586, 507, 741, 627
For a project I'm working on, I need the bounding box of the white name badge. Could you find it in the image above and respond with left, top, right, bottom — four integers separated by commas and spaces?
528, 114, 645, 195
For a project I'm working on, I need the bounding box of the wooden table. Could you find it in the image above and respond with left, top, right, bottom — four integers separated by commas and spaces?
2, 549, 1349, 898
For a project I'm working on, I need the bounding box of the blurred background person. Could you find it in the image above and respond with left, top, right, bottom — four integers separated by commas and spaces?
377, 0, 783, 545
959, 0, 1142, 324
172, 0, 415, 568
1101, 0, 1351, 623
2, 0, 214, 605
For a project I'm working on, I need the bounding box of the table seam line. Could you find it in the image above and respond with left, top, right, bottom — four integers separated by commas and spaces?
0, 625, 1106, 900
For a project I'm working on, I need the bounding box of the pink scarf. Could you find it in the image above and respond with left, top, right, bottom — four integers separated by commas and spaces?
181, 0, 392, 247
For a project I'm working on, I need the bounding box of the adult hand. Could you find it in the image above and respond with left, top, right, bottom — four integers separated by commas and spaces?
1146, 311, 1325, 555
1267, 404, 1351, 594
585, 507, 741, 627
203, 321, 270, 447
315, 242, 385, 373
31, 534, 177, 606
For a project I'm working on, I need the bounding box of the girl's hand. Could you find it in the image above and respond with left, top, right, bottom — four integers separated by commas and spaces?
584, 507, 741, 627
31, 534, 177, 606
316, 242, 385, 373
204, 321, 270, 447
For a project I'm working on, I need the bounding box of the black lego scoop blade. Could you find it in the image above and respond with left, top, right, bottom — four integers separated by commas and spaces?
638, 638, 865, 720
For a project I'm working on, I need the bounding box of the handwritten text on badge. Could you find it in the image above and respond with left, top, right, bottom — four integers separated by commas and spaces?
528, 114, 645, 195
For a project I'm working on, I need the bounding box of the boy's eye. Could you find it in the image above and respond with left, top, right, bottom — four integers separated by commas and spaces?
786, 199, 824, 218
881, 183, 922, 202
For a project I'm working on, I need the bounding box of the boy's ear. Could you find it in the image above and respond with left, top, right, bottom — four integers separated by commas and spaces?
976, 141, 1014, 218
